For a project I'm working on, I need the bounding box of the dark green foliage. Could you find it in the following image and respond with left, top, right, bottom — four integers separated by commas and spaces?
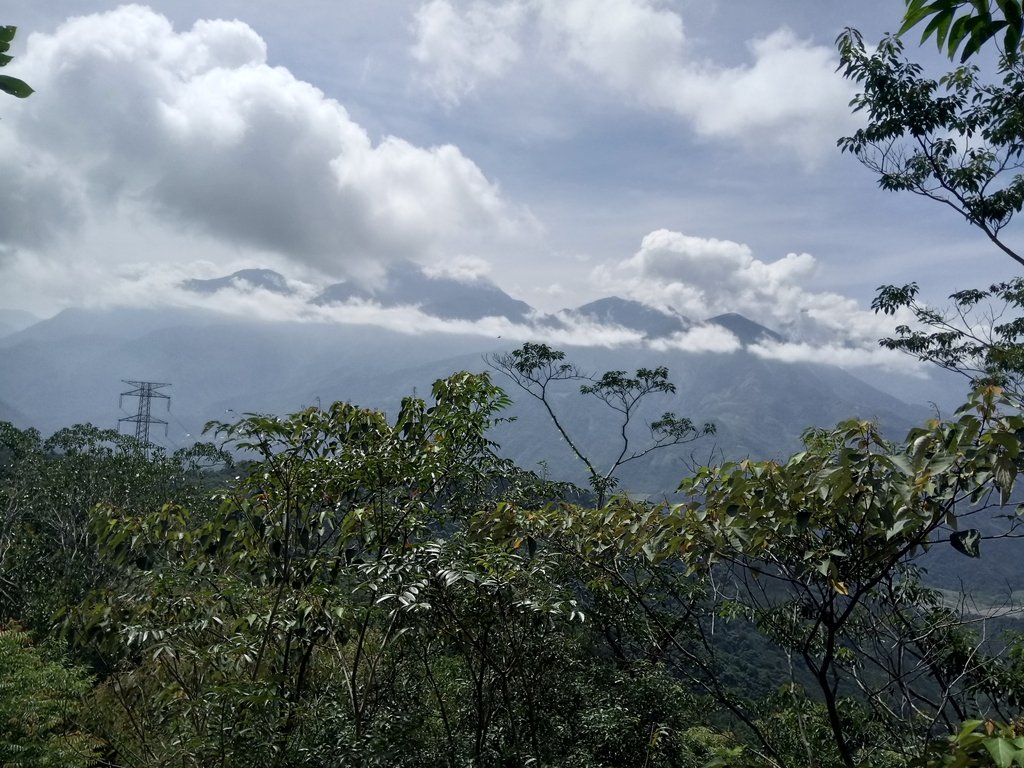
900, 0, 1024, 61
0, 625, 99, 767
0, 421, 228, 636
479, 384, 1024, 768
70, 373, 643, 767
3, 366, 1024, 767
917, 718, 1024, 767
0, 26, 32, 99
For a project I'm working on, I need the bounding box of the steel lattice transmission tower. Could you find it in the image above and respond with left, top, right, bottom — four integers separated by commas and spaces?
118, 380, 171, 446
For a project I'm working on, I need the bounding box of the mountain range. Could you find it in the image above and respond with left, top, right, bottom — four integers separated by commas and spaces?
0, 264, 966, 494
180, 264, 790, 344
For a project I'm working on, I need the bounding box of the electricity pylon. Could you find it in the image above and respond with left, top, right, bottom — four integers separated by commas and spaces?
118, 380, 171, 447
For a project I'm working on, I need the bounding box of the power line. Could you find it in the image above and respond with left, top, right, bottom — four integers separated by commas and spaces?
118, 380, 171, 450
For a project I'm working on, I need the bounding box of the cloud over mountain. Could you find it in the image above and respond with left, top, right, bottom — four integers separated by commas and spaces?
595, 229, 918, 370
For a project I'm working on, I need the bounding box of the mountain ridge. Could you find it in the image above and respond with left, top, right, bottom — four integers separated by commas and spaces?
0, 301, 940, 495
177, 265, 784, 343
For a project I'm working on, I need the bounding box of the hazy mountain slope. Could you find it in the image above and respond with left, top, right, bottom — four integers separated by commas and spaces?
221, 340, 930, 495
0, 308, 498, 437
488, 346, 931, 494
0, 306, 224, 347
0, 305, 930, 494
560, 297, 689, 338
707, 313, 783, 344
0, 309, 38, 339
182, 269, 293, 295
316, 261, 533, 322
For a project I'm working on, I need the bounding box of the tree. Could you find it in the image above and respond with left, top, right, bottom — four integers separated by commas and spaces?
839, 16, 1024, 393
77, 373, 609, 767
918, 719, 1024, 767
0, 26, 32, 99
478, 384, 1024, 768
0, 422, 227, 637
872, 279, 1024, 395
837, 29, 1024, 269
487, 343, 714, 507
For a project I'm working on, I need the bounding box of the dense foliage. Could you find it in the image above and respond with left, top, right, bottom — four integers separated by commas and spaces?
2, 362, 1023, 767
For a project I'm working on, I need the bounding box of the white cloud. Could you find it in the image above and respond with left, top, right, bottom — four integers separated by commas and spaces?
77, 265, 648, 347
410, 0, 855, 160
535, 0, 685, 92
666, 28, 856, 158
421, 254, 494, 281
0, 5, 526, 279
748, 341, 921, 373
595, 228, 921, 368
648, 324, 742, 354
412, 0, 527, 105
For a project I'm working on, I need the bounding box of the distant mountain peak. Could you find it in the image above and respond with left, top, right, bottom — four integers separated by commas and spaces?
182, 268, 292, 295
561, 296, 690, 339
316, 260, 533, 323
178, 267, 791, 346
707, 313, 783, 345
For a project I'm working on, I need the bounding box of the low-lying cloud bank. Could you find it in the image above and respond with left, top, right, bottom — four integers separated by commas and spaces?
35, 244, 922, 376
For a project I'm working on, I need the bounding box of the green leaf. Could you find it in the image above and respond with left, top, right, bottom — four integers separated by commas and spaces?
998, 0, 1024, 31
948, 12, 978, 55
987, 430, 1021, 457
901, 0, 938, 37
950, 528, 982, 558
0, 26, 16, 45
958, 720, 986, 740
889, 453, 917, 475
921, 8, 956, 49
0, 74, 32, 98
983, 736, 1018, 768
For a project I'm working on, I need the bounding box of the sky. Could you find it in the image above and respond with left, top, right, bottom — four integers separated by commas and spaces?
1, 0, 1021, 370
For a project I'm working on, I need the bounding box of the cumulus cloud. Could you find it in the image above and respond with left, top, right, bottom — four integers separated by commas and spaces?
410, 0, 855, 160
594, 228, 921, 369
412, 0, 527, 105
536, 0, 685, 91
0, 5, 526, 276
